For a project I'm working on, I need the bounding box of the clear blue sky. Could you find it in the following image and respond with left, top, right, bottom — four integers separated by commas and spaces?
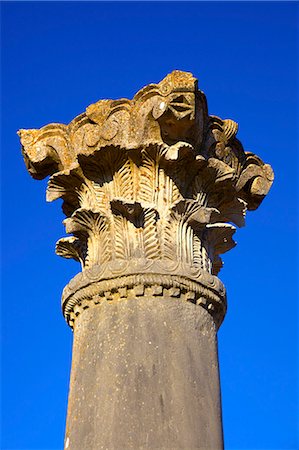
1, 2, 298, 449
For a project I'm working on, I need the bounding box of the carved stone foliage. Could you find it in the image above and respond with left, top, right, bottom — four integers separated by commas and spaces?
19, 71, 273, 324
46, 151, 241, 276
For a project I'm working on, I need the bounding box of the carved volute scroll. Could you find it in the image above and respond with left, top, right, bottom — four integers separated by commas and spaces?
19, 71, 274, 329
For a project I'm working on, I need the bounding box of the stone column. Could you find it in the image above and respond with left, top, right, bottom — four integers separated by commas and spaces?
19, 71, 273, 450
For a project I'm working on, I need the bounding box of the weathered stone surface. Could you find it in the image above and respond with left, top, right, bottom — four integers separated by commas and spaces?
65, 297, 223, 450
19, 71, 273, 449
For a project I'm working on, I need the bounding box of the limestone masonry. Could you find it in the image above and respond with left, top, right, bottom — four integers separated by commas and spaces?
20, 71, 274, 450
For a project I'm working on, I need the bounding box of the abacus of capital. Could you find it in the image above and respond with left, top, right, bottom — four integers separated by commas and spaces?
19, 71, 273, 450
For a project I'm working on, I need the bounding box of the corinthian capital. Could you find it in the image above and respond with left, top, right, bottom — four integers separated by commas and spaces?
19, 71, 273, 329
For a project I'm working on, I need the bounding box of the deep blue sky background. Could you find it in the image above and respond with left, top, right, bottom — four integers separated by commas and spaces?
1, 2, 298, 449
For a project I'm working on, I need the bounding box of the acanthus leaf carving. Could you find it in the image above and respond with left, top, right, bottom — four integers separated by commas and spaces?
56, 236, 86, 269
236, 152, 274, 210
205, 223, 237, 275
170, 199, 220, 229
64, 208, 111, 268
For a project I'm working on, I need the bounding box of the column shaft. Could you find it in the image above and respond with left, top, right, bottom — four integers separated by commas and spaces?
65, 297, 223, 450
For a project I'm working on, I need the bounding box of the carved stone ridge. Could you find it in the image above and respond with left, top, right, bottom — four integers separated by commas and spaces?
62, 269, 226, 330
19, 70, 274, 328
